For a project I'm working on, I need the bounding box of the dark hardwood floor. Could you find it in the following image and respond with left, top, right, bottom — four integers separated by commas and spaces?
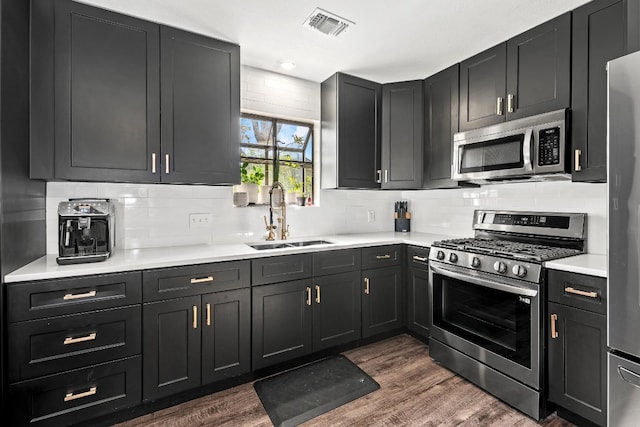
118, 334, 574, 426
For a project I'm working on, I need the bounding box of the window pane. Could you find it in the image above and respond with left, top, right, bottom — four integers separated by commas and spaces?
280, 151, 303, 162
278, 163, 304, 194
240, 162, 266, 185
304, 133, 313, 162
241, 117, 274, 159
276, 122, 311, 154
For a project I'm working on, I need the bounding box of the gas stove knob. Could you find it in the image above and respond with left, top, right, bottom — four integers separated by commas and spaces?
436, 250, 445, 261
512, 264, 527, 278
471, 257, 481, 268
449, 253, 458, 263
493, 261, 507, 274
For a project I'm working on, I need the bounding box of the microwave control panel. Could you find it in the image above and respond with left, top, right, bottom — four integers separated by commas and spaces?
538, 127, 560, 166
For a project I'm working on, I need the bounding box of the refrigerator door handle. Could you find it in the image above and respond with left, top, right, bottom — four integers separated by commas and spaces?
619, 366, 640, 389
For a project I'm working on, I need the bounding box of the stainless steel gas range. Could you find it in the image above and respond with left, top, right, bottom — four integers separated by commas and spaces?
428, 210, 586, 420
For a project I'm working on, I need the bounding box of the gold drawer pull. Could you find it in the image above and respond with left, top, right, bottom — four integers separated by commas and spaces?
64, 386, 97, 402
551, 314, 558, 339
206, 303, 211, 326
63, 290, 96, 301
565, 286, 598, 299
364, 277, 370, 295
412, 255, 428, 262
190, 276, 214, 284
376, 254, 391, 260
64, 333, 97, 345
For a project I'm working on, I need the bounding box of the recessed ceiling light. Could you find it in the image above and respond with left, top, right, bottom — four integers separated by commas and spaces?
280, 61, 296, 70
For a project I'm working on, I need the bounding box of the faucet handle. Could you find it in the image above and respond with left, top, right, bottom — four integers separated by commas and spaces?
283, 224, 290, 240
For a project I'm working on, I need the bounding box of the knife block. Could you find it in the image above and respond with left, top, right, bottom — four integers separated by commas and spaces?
394, 212, 410, 232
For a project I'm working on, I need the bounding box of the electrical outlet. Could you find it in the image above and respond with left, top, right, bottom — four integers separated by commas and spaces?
189, 213, 213, 228
367, 210, 375, 222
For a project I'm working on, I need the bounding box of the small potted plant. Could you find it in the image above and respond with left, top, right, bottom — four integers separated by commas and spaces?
236, 162, 264, 204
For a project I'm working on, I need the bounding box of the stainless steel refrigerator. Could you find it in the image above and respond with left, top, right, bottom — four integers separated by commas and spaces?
608, 49, 640, 426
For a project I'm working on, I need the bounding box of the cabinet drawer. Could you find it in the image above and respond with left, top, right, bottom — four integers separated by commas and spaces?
407, 245, 430, 269
362, 245, 402, 269
252, 254, 312, 285
9, 305, 141, 382
143, 260, 250, 302
313, 248, 361, 276
548, 270, 607, 315
8, 272, 142, 322
9, 356, 141, 427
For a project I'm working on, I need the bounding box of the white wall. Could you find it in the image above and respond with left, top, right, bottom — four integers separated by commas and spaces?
45, 66, 607, 255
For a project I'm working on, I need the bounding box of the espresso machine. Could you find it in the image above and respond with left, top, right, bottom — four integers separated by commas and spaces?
57, 199, 115, 265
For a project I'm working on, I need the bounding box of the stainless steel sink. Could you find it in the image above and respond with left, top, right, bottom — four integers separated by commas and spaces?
248, 239, 333, 250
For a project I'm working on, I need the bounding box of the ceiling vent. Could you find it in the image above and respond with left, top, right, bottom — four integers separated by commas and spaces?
303, 8, 354, 37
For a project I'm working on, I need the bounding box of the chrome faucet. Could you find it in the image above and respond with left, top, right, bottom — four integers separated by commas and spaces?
265, 181, 289, 240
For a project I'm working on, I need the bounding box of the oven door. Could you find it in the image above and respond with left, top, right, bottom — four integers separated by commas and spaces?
429, 262, 541, 389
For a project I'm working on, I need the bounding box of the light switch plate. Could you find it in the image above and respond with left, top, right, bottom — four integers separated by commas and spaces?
189, 213, 213, 228
367, 210, 375, 222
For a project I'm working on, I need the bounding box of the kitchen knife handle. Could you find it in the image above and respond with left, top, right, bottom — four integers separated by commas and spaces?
364, 277, 370, 295
564, 286, 598, 299
550, 313, 558, 339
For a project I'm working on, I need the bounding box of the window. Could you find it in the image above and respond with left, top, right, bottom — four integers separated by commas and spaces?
240, 113, 314, 199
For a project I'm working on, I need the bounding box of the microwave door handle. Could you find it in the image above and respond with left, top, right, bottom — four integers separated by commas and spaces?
523, 128, 533, 172
430, 264, 538, 297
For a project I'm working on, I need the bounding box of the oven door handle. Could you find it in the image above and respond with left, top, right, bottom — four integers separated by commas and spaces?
431, 264, 538, 297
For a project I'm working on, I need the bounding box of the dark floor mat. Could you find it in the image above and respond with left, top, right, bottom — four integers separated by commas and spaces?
254, 354, 380, 427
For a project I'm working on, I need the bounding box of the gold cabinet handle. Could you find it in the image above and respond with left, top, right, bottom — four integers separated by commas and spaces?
63, 290, 96, 301
206, 303, 211, 326
64, 333, 97, 345
306, 287, 312, 306
376, 254, 392, 260
165, 154, 170, 174
190, 276, 214, 284
364, 277, 370, 295
496, 97, 504, 115
384, 169, 389, 183
551, 314, 558, 339
64, 386, 97, 402
376, 170, 382, 183
315, 285, 321, 304
412, 255, 428, 262
574, 149, 582, 172
507, 94, 515, 113
152, 152, 157, 174
193, 305, 198, 329
565, 286, 598, 299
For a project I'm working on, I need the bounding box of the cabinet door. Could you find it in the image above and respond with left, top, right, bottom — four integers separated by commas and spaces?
338, 74, 382, 188
572, 0, 626, 182
459, 44, 506, 131
201, 289, 250, 384
143, 296, 201, 400
505, 13, 571, 120
252, 280, 313, 369
381, 80, 423, 189
406, 267, 430, 339
424, 64, 461, 189
160, 27, 240, 184
548, 302, 607, 426
362, 266, 403, 338
312, 271, 362, 351
45, 0, 160, 182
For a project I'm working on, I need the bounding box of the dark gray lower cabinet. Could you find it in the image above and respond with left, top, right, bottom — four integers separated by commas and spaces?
362, 266, 403, 338
252, 279, 313, 370
312, 271, 362, 350
406, 268, 429, 338
143, 289, 250, 400
548, 302, 607, 426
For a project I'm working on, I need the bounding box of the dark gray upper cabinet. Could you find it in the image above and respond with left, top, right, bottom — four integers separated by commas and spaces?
572, 0, 639, 182
30, 0, 240, 185
381, 80, 424, 189
321, 73, 382, 189
424, 64, 464, 189
460, 13, 570, 131
160, 27, 240, 185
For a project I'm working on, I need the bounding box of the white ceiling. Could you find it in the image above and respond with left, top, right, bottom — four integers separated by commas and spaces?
77, 0, 592, 83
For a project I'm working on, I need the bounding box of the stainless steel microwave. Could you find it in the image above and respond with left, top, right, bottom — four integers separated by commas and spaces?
452, 109, 569, 183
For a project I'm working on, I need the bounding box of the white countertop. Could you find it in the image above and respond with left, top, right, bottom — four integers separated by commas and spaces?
5, 231, 608, 283
544, 253, 607, 278
4, 232, 454, 283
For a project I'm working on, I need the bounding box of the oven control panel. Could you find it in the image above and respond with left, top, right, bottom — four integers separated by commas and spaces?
430, 248, 542, 284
